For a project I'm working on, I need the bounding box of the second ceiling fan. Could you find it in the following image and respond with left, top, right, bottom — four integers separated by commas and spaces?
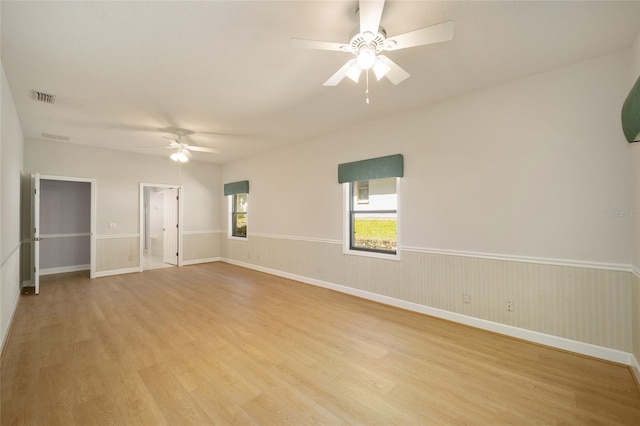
163, 129, 219, 163
292, 0, 454, 88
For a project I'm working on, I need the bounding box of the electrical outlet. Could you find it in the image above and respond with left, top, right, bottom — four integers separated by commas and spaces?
463, 293, 471, 304
506, 299, 514, 312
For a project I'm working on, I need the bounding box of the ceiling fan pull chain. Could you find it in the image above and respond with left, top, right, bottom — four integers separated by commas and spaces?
365, 69, 370, 104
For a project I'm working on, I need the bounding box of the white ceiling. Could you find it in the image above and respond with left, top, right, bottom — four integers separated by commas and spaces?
2, 1, 639, 164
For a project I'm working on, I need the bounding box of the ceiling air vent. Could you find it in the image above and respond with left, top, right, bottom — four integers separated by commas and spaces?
32, 90, 56, 104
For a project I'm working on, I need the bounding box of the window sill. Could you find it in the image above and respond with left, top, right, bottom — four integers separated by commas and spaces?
228, 235, 248, 241
343, 247, 400, 261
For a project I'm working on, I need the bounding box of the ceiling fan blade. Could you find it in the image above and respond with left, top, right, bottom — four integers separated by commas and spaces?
386, 21, 454, 51
323, 59, 358, 86
186, 145, 219, 154
291, 38, 348, 52
359, 0, 385, 35
162, 136, 179, 143
377, 56, 410, 85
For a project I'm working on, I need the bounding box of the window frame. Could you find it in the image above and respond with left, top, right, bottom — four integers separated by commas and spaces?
343, 178, 400, 261
228, 193, 248, 240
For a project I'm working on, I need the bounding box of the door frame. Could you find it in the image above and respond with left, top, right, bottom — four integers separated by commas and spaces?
33, 174, 97, 294
139, 182, 183, 271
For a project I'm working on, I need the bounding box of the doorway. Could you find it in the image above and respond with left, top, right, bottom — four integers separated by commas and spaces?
140, 183, 183, 271
30, 174, 97, 294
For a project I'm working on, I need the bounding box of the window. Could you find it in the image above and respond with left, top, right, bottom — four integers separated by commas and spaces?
231, 193, 247, 238
338, 154, 403, 259
224, 180, 249, 239
346, 177, 398, 256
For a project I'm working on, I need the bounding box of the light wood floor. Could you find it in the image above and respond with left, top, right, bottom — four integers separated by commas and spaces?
2, 263, 639, 425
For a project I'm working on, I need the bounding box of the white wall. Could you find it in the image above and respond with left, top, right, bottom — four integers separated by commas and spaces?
1, 69, 23, 261
628, 27, 640, 380
24, 139, 222, 272
221, 50, 634, 357
631, 30, 640, 272
225, 51, 631, 266
25, 139, 221, 235
1, 60, 24, 352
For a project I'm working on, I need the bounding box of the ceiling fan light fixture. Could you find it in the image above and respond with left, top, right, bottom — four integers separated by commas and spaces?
170, 150, 189, 163
346, 62, 362, 83
372, 58, 391, 80
292, 0, 455, 89
356, 44, 376, 70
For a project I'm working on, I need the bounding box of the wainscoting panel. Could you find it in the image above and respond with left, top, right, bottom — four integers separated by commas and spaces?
633, 272, 640, 380
96, 235, 139, 273
183, 231, 221, 263
1, 246, 21, 353
222, 235, 632, 352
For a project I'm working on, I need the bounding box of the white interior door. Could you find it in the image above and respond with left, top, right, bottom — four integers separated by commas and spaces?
149, 191, 164, 261
163, 188, 179, 265
31, 174, 41, 294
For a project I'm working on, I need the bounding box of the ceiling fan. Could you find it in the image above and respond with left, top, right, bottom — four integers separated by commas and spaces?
163, 129, 219, 163
292, 0, 454, 95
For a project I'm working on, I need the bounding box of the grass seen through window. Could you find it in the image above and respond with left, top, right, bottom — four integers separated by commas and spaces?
353, 218, 397, 251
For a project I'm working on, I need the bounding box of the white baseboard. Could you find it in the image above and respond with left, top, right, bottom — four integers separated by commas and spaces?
222, 258, 635, 367
94, 267, 140, 278
182, 257, 222, 266
40, 264, 89, 276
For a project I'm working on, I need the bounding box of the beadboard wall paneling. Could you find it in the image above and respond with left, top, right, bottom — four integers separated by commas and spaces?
183, 231, 222, 263
96, 236, 139, 272
632, 272, 640, 380
1, 246, 21, 352
222, 234, 632, 352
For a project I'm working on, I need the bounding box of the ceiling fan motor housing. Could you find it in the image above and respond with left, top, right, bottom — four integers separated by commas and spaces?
348, 27, 389, 53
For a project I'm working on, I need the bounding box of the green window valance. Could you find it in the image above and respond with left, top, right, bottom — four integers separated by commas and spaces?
338, 154, 404, 183
224, 180, 249, 196
622, 74, 640, 143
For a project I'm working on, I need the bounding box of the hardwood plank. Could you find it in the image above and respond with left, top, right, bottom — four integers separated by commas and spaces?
74, 394, 123, 426
190, 380, 259, 425
2, 263, 639, 425
37, 362, 76, 425
0, 338, 40, 425
138, 362, 211, 425
98, 359, 169, 425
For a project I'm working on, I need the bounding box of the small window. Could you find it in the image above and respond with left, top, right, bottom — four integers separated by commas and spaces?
346, 177, 398, 256
231, 193, 247, 238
